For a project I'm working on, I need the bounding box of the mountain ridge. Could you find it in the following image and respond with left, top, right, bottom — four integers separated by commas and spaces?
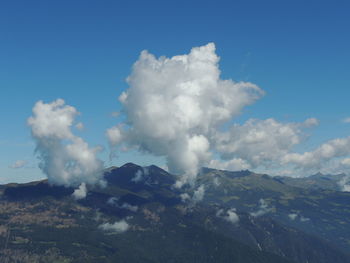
1, 163, 349, 262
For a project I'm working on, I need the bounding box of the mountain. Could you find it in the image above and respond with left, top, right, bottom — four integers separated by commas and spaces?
197, 168, 350, 255
0, 163, 349, 262
276, 172, 346, 191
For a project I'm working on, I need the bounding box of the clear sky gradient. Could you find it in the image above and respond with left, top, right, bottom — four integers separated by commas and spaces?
1, 0, 350, 183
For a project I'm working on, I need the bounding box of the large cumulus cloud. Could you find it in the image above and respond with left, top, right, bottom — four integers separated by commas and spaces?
107, 43, 264, 186
28, 99, 104, 187
106, 42, 350, 185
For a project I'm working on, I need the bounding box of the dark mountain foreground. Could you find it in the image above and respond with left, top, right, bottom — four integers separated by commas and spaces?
0, 163, 349, 263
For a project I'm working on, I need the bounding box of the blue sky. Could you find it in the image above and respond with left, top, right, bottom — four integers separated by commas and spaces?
1, 0, 350, 183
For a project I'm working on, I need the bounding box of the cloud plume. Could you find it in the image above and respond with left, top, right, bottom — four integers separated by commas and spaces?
106, 42, 348, 179
28, 99, 104, 187
107, 43, 264, 186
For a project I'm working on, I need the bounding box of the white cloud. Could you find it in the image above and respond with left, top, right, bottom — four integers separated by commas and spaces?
338, 175, 350, 192
72, 183, 87, 200
250, 199, 273, 217
341, 158, 350, 166
192, 185, 205, 203
214, 118, 317, 169
131, 169, 143, 183
213, 177, 220, 186
107, 43, 264, 186
282, 136, 350, 172
216, 208, 239, 224
180, 185, 205, 205
107, 197, 119, 205
106, 197, 138, 212
28, 99, 104, 187
28, 99, 76, 139
342, 117, 350, 123
99, 220, 129, 233
303, 118, 319, 127
9, 160, 28, 169
318, 158, 350, 179
180, 193, 191, 202
288, 212, 310, 222
300, 216, 310, 222
120, 203, 138, 212
209, 158, 251, 171
288, 213, 298, 220
103, 43, 350, 178
106, 125, 124, 146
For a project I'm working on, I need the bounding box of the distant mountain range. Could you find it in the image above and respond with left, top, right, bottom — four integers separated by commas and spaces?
0, 163, 349, 262
277, 172, 346, 191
